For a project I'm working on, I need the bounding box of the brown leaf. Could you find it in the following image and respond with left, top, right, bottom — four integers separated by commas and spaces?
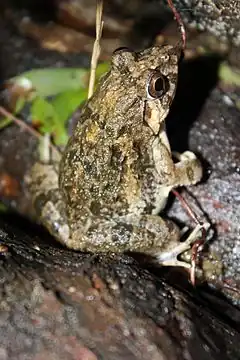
0, 172, 19, 197
19, 18, 122, 59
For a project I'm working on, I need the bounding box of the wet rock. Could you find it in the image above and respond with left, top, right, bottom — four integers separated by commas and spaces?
0, 217, 240, 360
174, 0, 240, 46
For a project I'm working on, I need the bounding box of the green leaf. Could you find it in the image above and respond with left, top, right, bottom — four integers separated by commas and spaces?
95, 62, 109, 82
15, 97, 26, 113
0, 202, 8, 212
31, 97, 56, 129
52, 88, 88, 126
51, 63, 109, 126
219, 63, 240, 86
0, 117, 11, 130
2, 62, 110, 142
10, 68, 89, 98
0, 98, 26, 130
31, 96, 68, 145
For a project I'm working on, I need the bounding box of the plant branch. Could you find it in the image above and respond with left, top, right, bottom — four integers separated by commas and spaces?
0, 106, 58, 156
167, 0, 186, 50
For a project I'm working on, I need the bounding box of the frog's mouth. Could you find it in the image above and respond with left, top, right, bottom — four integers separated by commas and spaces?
145, 105, 162, 134
143, 100, 172, 156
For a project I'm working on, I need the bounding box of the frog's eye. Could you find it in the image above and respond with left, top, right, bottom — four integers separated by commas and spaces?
147, 71, 169, 99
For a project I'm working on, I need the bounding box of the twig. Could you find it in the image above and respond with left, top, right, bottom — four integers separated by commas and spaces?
0, 106, 42, 140
172, 189, 201, 226
222, 282, 240, 295
172, 189, 206, 285
88, 0, 104, 99
167, 0, 186, 50
0, 106, 58, 156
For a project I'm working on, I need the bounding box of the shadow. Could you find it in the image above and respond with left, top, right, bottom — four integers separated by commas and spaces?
0, 53, 6, 86
6, 0, 57, 22
0, 211, 63, 249
161, 54, 224, 253
167, 53, 224, 153
130, 254, 240, 330
128, 7, 173, 50
150, 267, 240, 330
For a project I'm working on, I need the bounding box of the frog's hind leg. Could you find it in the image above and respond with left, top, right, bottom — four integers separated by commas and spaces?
28, 161, 71, 246
114, 214, 209, 270
156, 222, 209, 268
63, 214, 181, 253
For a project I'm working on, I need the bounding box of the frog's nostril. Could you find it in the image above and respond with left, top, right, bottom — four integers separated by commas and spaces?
113, 47, 132, 54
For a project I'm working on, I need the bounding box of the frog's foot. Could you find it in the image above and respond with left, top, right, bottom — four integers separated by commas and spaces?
156, 222, 209, 269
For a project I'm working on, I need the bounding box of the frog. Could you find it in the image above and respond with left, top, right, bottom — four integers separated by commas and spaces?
29, 44, 205, 269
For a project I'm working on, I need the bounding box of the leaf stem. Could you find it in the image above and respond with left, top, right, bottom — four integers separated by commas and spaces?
88, 0, 104, 99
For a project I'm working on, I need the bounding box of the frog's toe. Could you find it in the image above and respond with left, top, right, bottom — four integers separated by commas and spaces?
179, 151, 198, 161
156, 251, 191, 268
156, 223, 209, 268
172, 150, 197, 162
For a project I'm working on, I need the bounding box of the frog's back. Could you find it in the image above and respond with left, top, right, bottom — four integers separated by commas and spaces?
59, 44, 180, 223
59, 81, 137, 222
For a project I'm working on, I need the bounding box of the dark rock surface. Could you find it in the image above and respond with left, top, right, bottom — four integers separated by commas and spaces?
175, 0, 240, 46
166, 56, 240, 302
0, 217, 240, 360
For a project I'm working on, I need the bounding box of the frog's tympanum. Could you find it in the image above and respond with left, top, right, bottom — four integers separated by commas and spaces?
29, 45, 203, 268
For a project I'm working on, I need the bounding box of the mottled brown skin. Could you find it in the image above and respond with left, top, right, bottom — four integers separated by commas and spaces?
29, 45, 203, 267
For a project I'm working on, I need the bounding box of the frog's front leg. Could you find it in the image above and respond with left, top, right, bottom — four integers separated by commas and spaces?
173, 151, 203, 186
153, 137, 202, 187
155, 222, 207, 268
125, 215, 205, 268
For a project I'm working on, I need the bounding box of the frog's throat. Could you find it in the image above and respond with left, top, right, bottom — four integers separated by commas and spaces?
158, 124, 171, 153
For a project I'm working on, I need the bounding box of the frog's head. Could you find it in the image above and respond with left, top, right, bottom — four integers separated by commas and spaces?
111, 45, 181, 135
